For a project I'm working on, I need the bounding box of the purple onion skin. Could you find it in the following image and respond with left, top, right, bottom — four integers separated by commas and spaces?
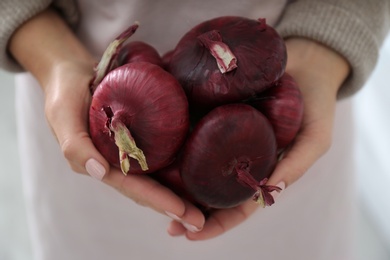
247, 73, 304, 149
161, 50, 174, 71
168, 16, 287, 110
151, 157, 197, 203
180, 104, 277, 209
89, 62, 189, 174
117, 41, 164, 68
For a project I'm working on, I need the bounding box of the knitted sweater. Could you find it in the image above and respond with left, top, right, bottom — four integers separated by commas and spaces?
1, 0, 389, 98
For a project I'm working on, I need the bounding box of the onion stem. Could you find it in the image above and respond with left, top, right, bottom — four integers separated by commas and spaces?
197, 30, 237, 74
91, 22, 140, 92
235, 162, 281, 207
110, 118, 148, 175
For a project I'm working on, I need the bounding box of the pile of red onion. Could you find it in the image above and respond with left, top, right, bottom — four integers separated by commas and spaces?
89, 17, 303, 210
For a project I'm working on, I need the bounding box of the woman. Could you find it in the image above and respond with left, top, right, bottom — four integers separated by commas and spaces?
1, 0, 389, 259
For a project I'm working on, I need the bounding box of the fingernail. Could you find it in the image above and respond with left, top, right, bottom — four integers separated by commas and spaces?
271, 181, 286, 201
165, 211, 202, 233
85, 158, 106, 180
165, 211, 182, 222
182, 222, 202, 233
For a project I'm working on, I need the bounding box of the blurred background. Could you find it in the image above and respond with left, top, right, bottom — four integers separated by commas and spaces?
1, 35, 390, 260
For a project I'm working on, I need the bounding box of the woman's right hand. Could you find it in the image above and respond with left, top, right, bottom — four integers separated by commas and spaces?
9, 8, 205, 233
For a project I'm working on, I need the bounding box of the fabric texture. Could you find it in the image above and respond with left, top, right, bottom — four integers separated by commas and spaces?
276, 0, 390, 98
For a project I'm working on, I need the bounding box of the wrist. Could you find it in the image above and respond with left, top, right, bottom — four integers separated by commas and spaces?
9, 8, 95, 89
284, 37, 350, 96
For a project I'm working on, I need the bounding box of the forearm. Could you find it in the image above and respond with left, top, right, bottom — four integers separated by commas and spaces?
8, 8, 95, 91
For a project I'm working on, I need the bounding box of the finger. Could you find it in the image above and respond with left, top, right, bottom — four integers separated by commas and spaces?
167, 221, 187, 237
185, 200, 260, 241
103, 170, 205, 229
61, 131, 109, 180
267, 118, 333, 188
179, 200, 205, 233
166, 200, 205, 236
103, 169, 184, 213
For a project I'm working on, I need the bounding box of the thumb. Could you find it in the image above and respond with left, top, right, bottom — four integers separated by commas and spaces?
45, 85, 110, 180
267, 118, 333, 188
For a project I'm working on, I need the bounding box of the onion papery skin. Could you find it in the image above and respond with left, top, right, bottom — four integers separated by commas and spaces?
89, 62, 189, 174
168, 16, 287, 110
247, 73, 304, 149
151, 156, 197, 203
117, 41, 164, 68
180, 104, 277, 209
161, 50, 174, 70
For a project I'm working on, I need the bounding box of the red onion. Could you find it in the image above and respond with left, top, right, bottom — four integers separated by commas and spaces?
89, 24, 189, 175
180, 104, 280, 209
246, 73, 304, 149
151, 156, 197, 204
161, 50, 174, 70
117, 41, 163, 67
168, 16, 287, 110
89, 62, 189, 174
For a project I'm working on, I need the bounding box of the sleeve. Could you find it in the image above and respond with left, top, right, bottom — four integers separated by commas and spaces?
275, 0, 390, 98
0, 0, 79, 72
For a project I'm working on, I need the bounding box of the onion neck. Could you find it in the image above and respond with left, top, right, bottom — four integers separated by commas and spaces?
235, 162, 281, 207
197, 30, 237, 74
109, 117, 148, 175
91, 22, 140, 92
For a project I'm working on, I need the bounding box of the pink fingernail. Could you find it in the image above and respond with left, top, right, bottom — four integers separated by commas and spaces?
85, 158, 106, 180
271, 181, 286, 201
182, 222, 202, 233
165, 211, 182, 222
165, 212, 202, 233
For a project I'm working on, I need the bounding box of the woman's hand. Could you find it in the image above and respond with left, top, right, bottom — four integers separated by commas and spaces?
167, 37, 351, 240
9, 9, 205, 231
